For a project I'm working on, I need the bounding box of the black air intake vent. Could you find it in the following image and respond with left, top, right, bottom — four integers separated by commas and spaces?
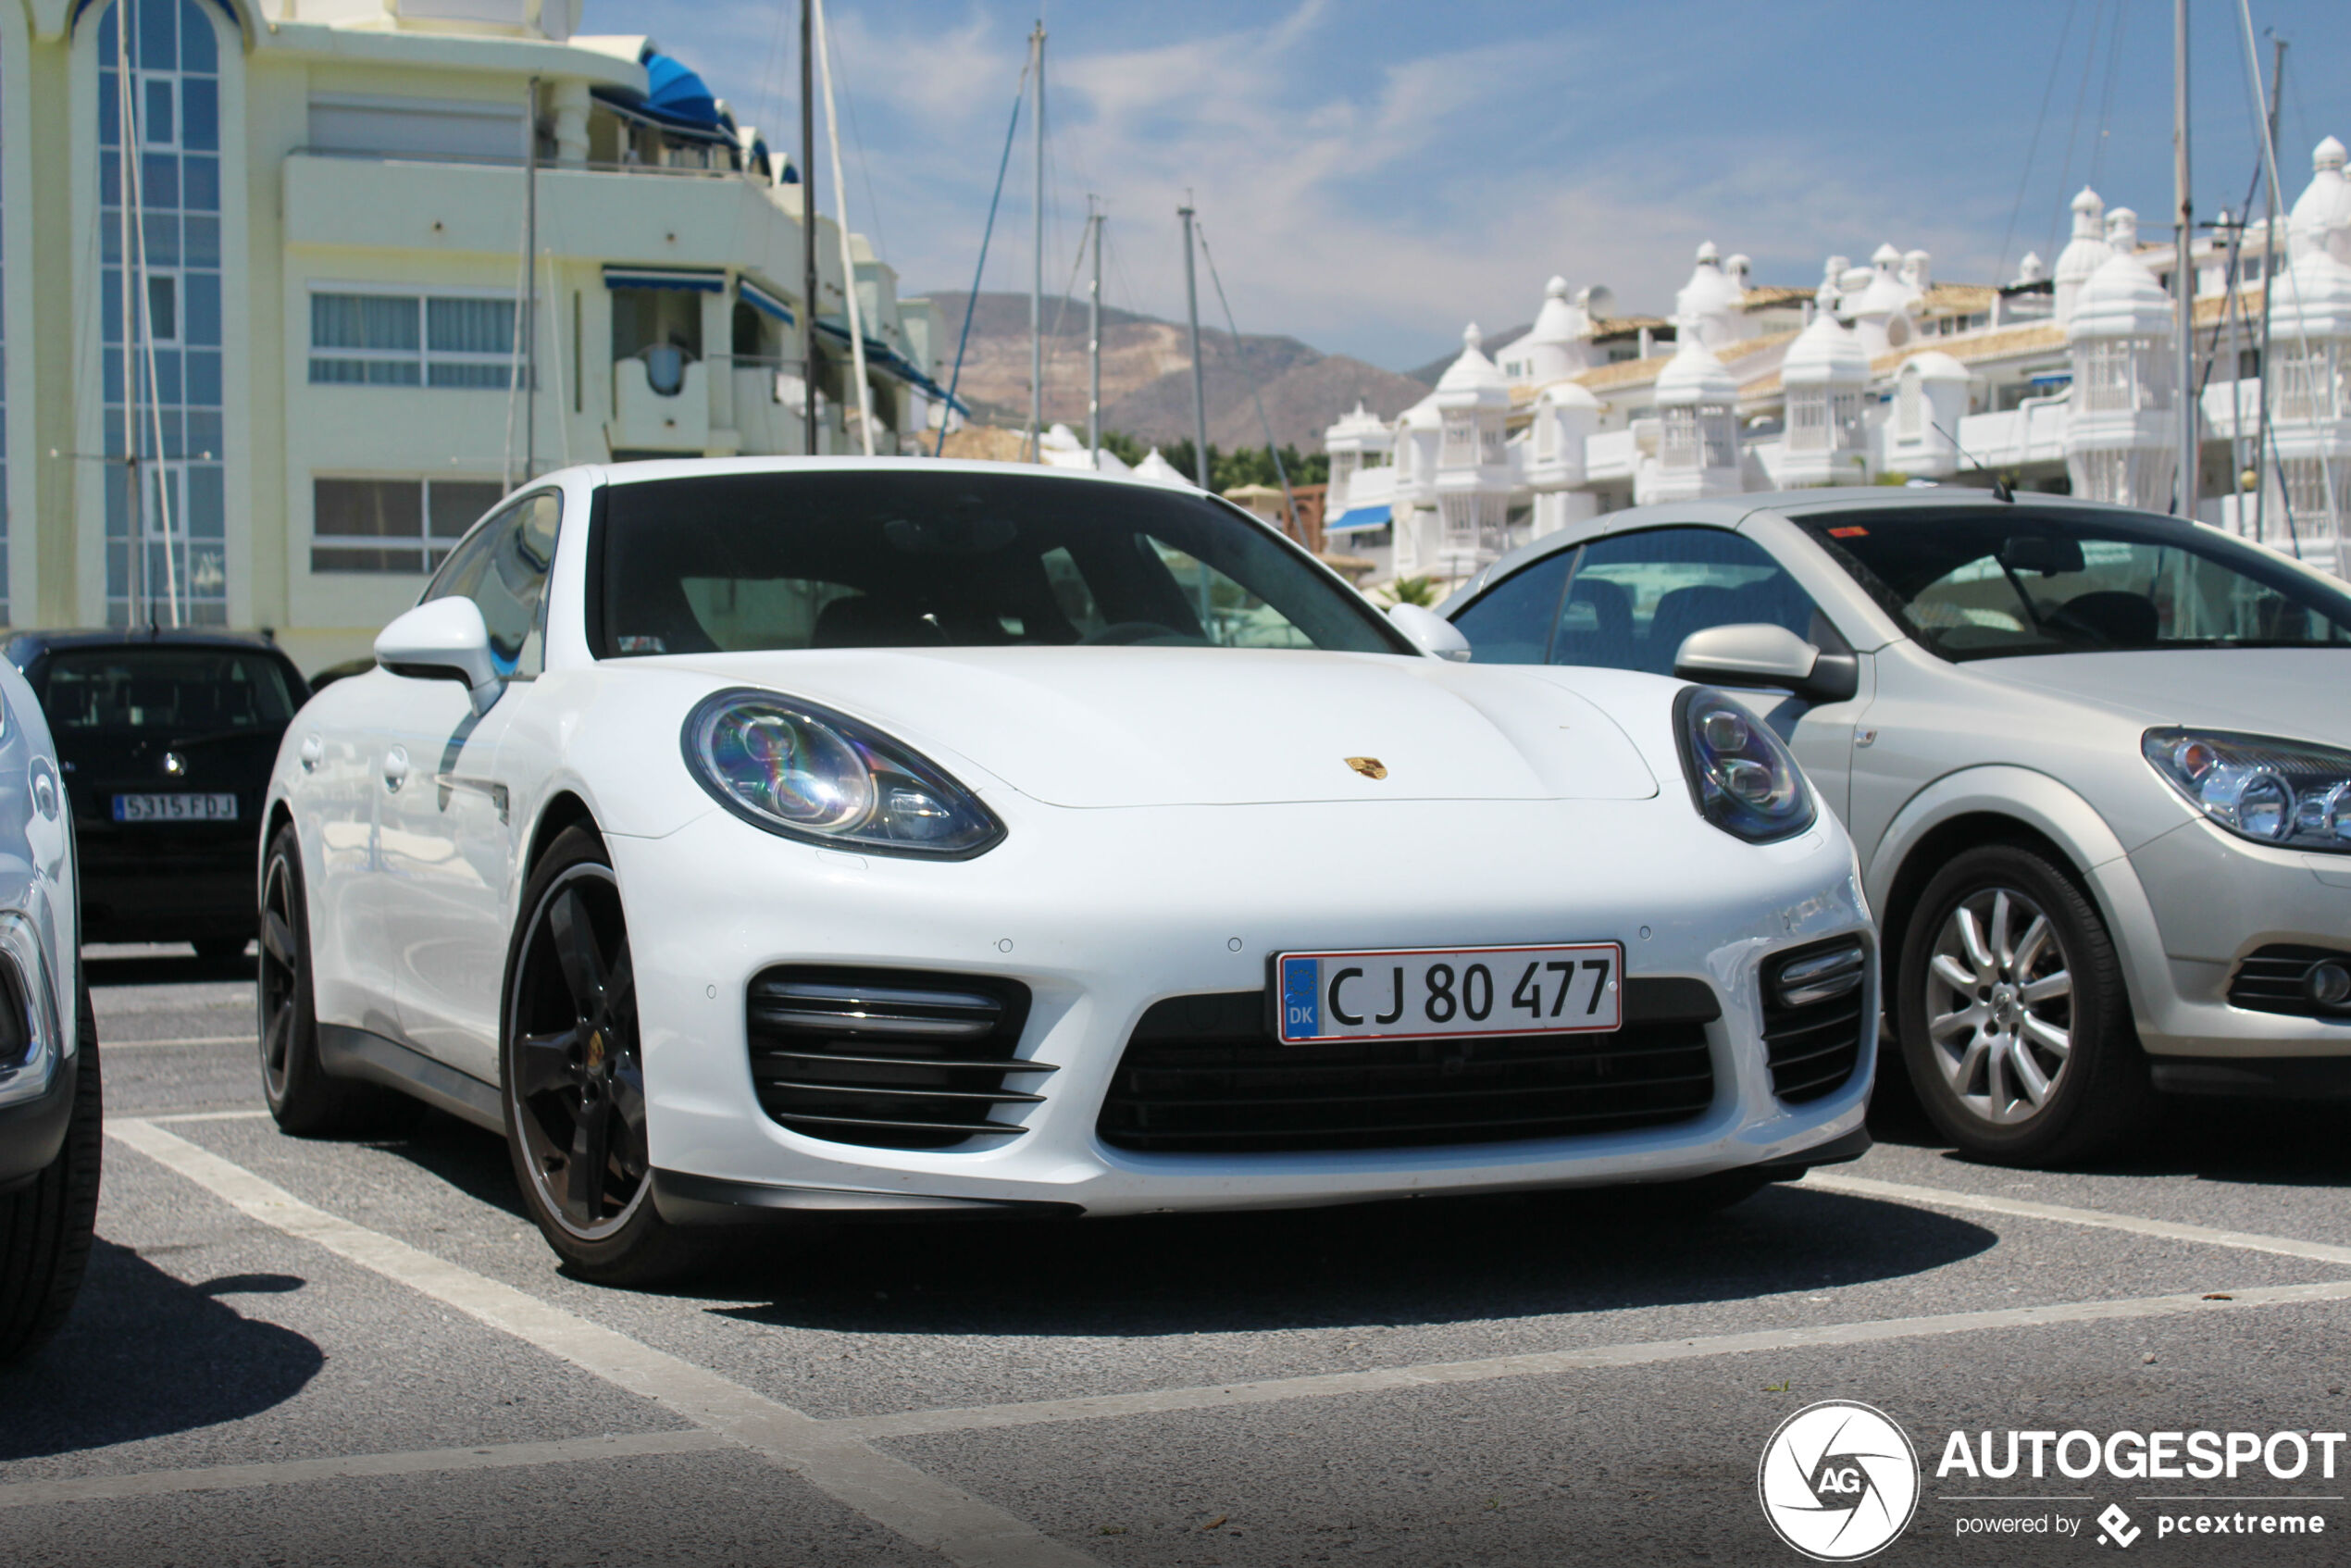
1760, 938, 1870, 1103
1096, 978, 1719, 1154
2228, 945, 2351, 1018
745, 967, 1046, 1151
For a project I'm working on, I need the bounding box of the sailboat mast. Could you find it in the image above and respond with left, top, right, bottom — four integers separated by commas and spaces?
2171, 0, 2196, 517
2253, 36, 2285, 543
1087, 196, 1101, 467
524, 75, 539, 480
115, 6, 144, 628
1180, 201, 1208, 490
800, 0, 819, 455
1027, 21, 1044, 462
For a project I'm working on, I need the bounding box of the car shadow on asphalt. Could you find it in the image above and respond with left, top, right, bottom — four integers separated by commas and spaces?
83, 950, 257, 989
690, 1184, 1996, 1339
367, 1103, 1999, 1337
0, 1241, 323, 1461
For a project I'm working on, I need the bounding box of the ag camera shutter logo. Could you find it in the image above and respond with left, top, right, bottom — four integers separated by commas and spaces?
1758, 1400, 1922, 1561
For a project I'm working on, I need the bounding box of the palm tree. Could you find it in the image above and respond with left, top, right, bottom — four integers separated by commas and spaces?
1375, 576, 1442, 608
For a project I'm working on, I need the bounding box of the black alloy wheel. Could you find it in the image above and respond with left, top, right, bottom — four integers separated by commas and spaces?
1897, 841, 2156, 1166
258, 826, 407, 1136
501, 828, 700, 1285
0, 988, 102, 1364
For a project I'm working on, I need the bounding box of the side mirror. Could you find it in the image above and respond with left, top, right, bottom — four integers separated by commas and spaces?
1388, 602, 1473, 663
1673, 622, 1860, 704
376, 598, 504, 715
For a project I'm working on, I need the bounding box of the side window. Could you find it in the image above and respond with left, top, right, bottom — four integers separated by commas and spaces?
1453, 553, 1574, 664
427, 491, 562, 678
1561, 527, 1820, 676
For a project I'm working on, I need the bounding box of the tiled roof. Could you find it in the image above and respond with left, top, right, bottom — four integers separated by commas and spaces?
1739, 285, 1814, 313
1871, 320, 2066, 374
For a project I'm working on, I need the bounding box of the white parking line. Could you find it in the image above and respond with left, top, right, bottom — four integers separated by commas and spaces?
106, 1119, 1103, 1568
113, 1109, 273, 1126
1804, 1172, 2351, 1269
102, 1035, 251, 1051
0, 1431, 730, 1509
832, 1277, 2351, 1441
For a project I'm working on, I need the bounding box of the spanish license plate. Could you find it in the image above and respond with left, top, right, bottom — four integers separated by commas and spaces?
112, 792, 238, 823
1276, 941, 1623, 1044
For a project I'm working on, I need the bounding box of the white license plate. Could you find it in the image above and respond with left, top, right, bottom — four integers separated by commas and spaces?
1275, 942, 1623, 1044
112, 792, 238, 823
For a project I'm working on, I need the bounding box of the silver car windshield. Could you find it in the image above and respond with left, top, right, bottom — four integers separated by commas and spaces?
591, 470, 1410, 659
1798, 508, 2351, 660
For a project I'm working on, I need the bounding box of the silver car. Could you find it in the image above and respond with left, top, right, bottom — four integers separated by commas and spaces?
1443, 489, 2351, 1164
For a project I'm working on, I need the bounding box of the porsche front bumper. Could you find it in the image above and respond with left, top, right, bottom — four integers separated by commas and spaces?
611, 795, 1875, 1221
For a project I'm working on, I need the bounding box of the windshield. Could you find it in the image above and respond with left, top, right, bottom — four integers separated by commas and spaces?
1797, 508, 2351, 660
591, 470, 1409, 659
37, 648, 300, 733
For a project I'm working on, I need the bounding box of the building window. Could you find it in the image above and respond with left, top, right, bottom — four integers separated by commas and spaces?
1786, 390, 1830, 452
1439, 410, 1477, 466
312, 477, 503, 574
102, 0, 230, 628
309, 291, 520, 388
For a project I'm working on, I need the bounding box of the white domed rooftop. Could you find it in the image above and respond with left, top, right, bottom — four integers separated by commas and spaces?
1398, 390, 1441, 431
1527, 276, 1584, 345
1674, 242, 1747, 342
1131, 447, 1195, 488
1897, 349, 1972, 382
1536, 379, 1599, 411
1782, 313, 1869, 386
1434, 323, 1510, 404
2070, 246, 2172, 340
1654, 325, 1737, 406
2053, 188, 2114, 284
2271, 246, 2351, 340
2289, 135, 2351, 264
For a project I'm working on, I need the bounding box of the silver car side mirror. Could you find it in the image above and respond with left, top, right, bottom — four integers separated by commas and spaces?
1388, 603, 1473, 663
1674, 622, 1859, 704
376, 598, 504, 715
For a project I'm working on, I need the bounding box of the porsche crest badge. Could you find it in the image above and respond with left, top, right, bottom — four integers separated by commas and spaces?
1345, 756, 1387, 780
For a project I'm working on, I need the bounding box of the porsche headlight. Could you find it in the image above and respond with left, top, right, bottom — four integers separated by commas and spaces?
682, 689, 1003, 858
1675, 686, 1816, 844
2143, 728, 2351, 853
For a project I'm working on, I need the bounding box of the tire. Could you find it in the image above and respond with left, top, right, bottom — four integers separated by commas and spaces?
193, 937, 251, 963
500, 827, 703, 1288
1897, 841, 2156, 1165
0, 988, 102, 1365
258, 825, 410, 1136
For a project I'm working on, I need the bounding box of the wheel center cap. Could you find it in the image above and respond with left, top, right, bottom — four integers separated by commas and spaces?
1991, 985, 2018, 1024
586, 1029, 605, 1070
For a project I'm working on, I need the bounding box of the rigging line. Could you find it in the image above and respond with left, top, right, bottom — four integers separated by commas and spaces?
1194, 219, 1300, 537
814, 0, 875, 456
120, 36, 182, 627
541, 246, 573, 470
2046, 0, 2108, 263
754, 0, 795, 159
827, 20, 892, 272
1043, 219, 1092, 391
500, 188, 530, 489
934, 53, 1031, 455
2084, 0, 2128, 192
1995, 0, 2080, 283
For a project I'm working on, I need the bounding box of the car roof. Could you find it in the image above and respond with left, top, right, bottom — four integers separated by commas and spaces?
1451, 487, 2200, 606
564, 455, 1207, 498
7, 628, 292, 658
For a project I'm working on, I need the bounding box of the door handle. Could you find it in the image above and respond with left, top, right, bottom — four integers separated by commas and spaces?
299, 733, 325, 773
383, 746, 410, 793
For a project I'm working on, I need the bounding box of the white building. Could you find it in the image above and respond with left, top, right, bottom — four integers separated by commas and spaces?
0, 0, 947, 668
1323, 138, 2351, 589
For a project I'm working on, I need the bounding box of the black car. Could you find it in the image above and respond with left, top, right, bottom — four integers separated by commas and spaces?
6, 631, 309, 954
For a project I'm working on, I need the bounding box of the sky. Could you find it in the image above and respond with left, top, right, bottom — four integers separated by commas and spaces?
579, 0, 2351, 372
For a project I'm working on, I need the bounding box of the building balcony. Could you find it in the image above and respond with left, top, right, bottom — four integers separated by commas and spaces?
609, 355, 709, 454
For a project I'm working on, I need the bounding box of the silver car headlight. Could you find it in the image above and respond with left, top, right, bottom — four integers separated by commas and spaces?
0, 911, 65, 1110
2144, 728, 2351, 853
1674, 687, 1817, 844
681, 688, 1004, 858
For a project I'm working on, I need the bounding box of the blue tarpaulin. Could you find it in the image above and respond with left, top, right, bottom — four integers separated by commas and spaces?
641, 52, 721, 131
1325, 504, 1393, 534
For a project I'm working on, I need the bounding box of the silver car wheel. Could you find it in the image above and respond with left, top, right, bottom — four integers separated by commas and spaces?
1922, 887, 2073, 1126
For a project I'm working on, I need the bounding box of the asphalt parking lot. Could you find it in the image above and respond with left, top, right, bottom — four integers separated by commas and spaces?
6, 946, 2350, 1566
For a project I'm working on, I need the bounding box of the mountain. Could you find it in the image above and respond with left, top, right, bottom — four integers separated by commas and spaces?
918, 291, 1429, 450
1403, 323, 1532, 387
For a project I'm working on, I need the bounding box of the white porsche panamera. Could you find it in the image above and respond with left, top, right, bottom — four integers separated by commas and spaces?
260, 460, 1877, 1283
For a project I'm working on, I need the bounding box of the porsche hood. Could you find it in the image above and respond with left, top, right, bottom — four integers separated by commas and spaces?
662, 648, 1662, 809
